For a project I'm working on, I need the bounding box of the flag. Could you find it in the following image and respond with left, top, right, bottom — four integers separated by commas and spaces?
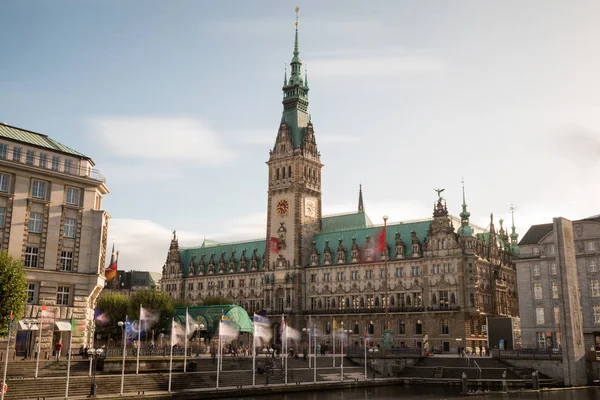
71, 317, 76, 334
171, 320, 185, 346
253, 314, 269, 325
219, 316, 239, 341
375, 227, 387, 254
221, 312, 230, 321
105, 244, 118, 281
41, 305, 53, 317
253, 314, 272, 344
94, 308, 109, 325
269, 237, 279, 254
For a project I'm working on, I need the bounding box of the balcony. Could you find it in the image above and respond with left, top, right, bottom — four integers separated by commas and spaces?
305, 306, 426, 315
426, 305, 461, 312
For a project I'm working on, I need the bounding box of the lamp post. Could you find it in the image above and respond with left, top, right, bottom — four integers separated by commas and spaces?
118, 321, 126, 396
341, 328, 351, 382
87, 347, 104, 396
302, 327, 311, 368
362, 337, 368, 380
368, 348, 378, 380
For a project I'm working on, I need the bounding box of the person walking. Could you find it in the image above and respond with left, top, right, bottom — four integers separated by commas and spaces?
55, 340, 62, 361
34, 339, 40, 361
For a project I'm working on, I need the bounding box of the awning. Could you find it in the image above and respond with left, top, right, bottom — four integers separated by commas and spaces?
54, 320, 72, 331
18, 320, 39, 331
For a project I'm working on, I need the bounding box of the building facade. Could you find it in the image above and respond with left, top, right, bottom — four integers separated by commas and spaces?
515, 215, 600, 352
161, 20, 520, 353
105, 270, 162, 296
0, 123, 110, 358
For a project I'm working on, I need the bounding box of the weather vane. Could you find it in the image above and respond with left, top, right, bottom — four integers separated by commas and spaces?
295, 6, 300, 27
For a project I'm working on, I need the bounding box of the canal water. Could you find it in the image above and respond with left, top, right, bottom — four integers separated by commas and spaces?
235, 385, 600, 400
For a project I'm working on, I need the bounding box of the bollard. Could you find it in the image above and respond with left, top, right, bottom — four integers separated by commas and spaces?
461, 372, 468, 395
532, 370, 539, 390
502, 370, 507, 392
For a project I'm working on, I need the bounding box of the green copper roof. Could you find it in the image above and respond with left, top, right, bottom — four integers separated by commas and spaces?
180, 238, 266, 277
174, 305, 253, 335
0, 123, 88, 158
312, 220, 431, 264
321, 211, 373, 232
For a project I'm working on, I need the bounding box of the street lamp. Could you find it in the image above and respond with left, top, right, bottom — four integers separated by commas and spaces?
118, 321, 126, 395
368, 348, 379, 380
87, 347, 104, 396
302, 327, 311, 368
341, 328, 351, 382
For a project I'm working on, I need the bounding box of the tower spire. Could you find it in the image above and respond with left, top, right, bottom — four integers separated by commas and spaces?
358, 184, 364, 212
458, 178, 472, 237
509, 204, 520, 254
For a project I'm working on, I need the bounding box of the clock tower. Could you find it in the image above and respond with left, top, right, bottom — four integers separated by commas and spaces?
265, 10, 323, 315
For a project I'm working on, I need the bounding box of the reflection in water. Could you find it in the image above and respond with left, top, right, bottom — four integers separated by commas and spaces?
234, 386, 600, 400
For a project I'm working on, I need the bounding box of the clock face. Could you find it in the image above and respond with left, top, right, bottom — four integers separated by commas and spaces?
276, 199, 290, 216
305, 198, 316, 218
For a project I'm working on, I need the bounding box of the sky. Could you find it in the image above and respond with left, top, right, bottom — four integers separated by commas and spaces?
1, 1, 600, 274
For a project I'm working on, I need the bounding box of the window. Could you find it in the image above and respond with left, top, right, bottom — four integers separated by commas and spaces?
64, 218, 77, 238
412, 265, 421, 276
368, 321, 375, 335
24, 246, 39, 268
441, 320, 449, 334
60, 251, 73, 271
415, 320, 423, 335
26, 150, 35, 165
0, 144, 6, 159
594, 305, 600, 323
398, 320, 406, 335
536, 307, 545, 325
64, 159, 72, 174
365, 270, 373, 279
250, 278, 256, 287
66, 187, 80, 206
589, 259, 598, 273
27, 212, 43, 233
588, 241, 598, 251
0, 207, 5, 228
12, 147, 21, 162
26, 283, 37, 304
56, 286, 70, 306
552, 282, 559, 299
396, 267, 404, 277
39, 153, 47, 168
532, 264, 541, 277
351, 270, 359, 280
310, 274, 316, 282
534, 283, 543, 299
439, 290, 449, 306
537, 332, 546, 349
353, 322, 359, 334
554, 306, 560, 325
31, 180, 47, 199
550, 262, 557, 275
592, 280, 600, 297
0, 174, 9, 192
51, 156, 60, 171
325, 321, 331, 335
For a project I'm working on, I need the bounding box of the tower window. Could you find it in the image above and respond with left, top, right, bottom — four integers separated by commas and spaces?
276, 168, 280, 180
282, 167, 286, 179
288, 166, 292, 178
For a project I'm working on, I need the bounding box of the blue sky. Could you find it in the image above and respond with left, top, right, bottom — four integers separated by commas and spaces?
2, 1, 600, 273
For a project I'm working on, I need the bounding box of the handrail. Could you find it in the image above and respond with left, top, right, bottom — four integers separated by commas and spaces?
462, 350, 470, 366
474, 360, 482, 379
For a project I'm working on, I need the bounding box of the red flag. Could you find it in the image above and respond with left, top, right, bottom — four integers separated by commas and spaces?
105, 244, 118, 281
269, 237, 280, 254
375, 227, 386, 253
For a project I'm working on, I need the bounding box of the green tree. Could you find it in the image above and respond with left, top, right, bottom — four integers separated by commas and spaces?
0, 252, 28, 335
200, 295, 233, 306
129, 289, 175, 331
96, 291, 129, 339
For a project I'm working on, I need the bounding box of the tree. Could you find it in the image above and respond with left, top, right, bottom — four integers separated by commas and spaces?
200, 295, 233, 306
0, 252, 28, 335
129, 289, 175, 331
96, 291, 129, 339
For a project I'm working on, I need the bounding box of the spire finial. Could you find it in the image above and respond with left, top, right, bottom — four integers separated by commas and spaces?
461, 177, 466, 206
358, 183, 364, 212
284, 65, 287, 85
304, 66, 308, 88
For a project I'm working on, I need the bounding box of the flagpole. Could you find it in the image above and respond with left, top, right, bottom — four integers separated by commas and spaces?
332, 319, 335, 368
35, 307, 43, 379
168, 318, 174, 393
1, 312, 13, 400
120, 316, 127, 396
216, 320, 222, 389
88, 323, 94, 377
136, 304, 142, 375
283, 315, 287, 385
313, 325, 317, 384
308, 316, 312, 368
341, 330, 344, 382
252, 315, 256, 387
65, 327, 73, 398
184, 307, 188, 373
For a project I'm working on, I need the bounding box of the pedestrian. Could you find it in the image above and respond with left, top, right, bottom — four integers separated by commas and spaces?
34, 339, 40, 360
55, 340, 63, 361
210, 345, 216, 364
479, 344, 483, 357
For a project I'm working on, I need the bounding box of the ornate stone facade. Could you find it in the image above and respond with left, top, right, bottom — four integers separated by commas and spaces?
160, 20, 519, 353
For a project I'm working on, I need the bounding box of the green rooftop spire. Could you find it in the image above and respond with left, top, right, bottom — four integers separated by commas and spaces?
458, 178, 473, 237
509, 205, 520, 254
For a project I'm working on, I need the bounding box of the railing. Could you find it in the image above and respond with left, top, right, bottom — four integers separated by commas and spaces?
426, 305, 461, 312
104, 345, 207, 358
346, 347, 421, 357
306, 306, 426, 315
497, 348, 562, 359
474, 360, 482, 379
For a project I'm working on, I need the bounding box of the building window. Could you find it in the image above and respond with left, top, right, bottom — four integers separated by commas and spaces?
554, 306, 560, 325
353, 322, 359, 334
31, 180, 47, 199
415, 320, 423, 335
56, 286, 70, 306
550, 262, 557, 275
51, 156, 60, 171
591, 280, 600, 297
441, 320, 449, 335
588, 241, 598, 251
589, 259, 598, 273
24, 246, 39, 268
0, 174, 9, 192
39, 153, 47, 168
26, 283, 37, 304
0, 207, 5, 228
534, 283, 543, 299
398, 320, 406, 335
0, 144, 6, 159
552, 282, 559, 299
535, 307, 545, 325
325, 321, 331, 335
537, 332, 546, 349
532, 264, 541, 277
60, 251, 73, 271
26, 150, 35, 165
368, 321, 375, 335
28, 212, 43, 233
594, 305, 600, 323
64, 159, 72, 174
66, 187, 80, 206
12, 147, 21, 162
64, 218, 77, 238
188, 282, 193, 291
396, 267, 404, 277
412, 265, 421, 276
439, 290, 449, 306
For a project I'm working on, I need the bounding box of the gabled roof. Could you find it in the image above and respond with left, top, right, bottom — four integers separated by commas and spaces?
321, 210, 373, 232
0, 123, 88, 158
180, 238, 266, 276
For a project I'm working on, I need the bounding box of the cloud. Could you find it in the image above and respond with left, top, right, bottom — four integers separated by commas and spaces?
88, 117, 236, 164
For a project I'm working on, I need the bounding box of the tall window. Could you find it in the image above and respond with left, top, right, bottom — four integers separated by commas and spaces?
588, 241, 598, 251
0, 207, 5, 228
24, 246, 39, 268
51, 156, 60, 171
64, 218, 77, 238
39, 153, 47, 168
368, 321, 375, 335
439, 290, 449, 306
325, 321, 331, 335
440, 320, 449, 334
550, 262, 557, 275
26, 283, 37, 304
31, 180, 47, 199
396, 267, 404, 277
60, 251, 73, 271
398, 320, 406, 335
12, 147, 21, 162
28, 212, 42, 233
594, 305, 600, 323
535, 307, 545, 325
589, 259, 598, 273
0, 174, 9, 192
0, 144, 6, 159
554, 306, 560, 325
415, 320, 423, 335
591, 280, 600, 297
64, 159, 72, 174
534, 283, 543, 299
537, 332, 546, 349
532, 264, 541, 277
552, 282, 559, 299
25, 150, 35, 165
353, 322, 359, 334
56, 286, 70, 306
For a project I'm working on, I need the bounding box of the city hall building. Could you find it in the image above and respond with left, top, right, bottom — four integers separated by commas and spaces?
161, 20, 520, 353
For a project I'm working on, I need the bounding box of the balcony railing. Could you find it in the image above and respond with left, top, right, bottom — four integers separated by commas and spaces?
426, 305, 461, 312
346, 347, 422, 357
497, 348, 562, 359
305, 306, 427, 315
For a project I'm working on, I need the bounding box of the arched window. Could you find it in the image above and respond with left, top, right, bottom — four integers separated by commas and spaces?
441, 320, 450, 335
288, 166, 292, 178
375, 296, 380, 307
360, 297, 365, 307
450, 293, 456, 304
345, 298, 350, 308
398, 320, 406, 335
276, 168, 280, 180
390, 296, 395, 306
432, 294, 437, 305
325, 321, 331, 335
442, 239, 446, 249
282, 167, 286, 179
318, 299, 323, 309
331, 298, 336, 308
406, 295, 411, 306
353, 322, 360, 335
368, 321, 375, 335
415, 320, 423, 335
